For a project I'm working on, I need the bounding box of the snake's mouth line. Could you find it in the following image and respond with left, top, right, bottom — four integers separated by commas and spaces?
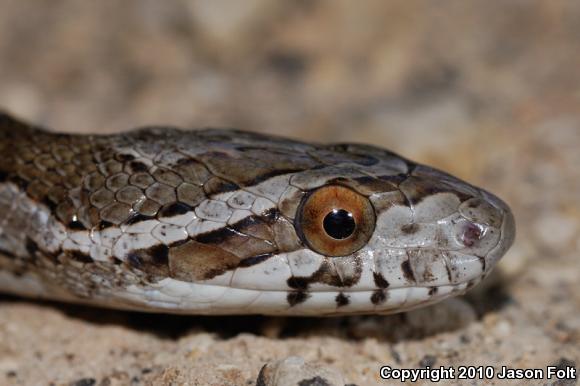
151, 276, 483, 293
102, 278, 476, 315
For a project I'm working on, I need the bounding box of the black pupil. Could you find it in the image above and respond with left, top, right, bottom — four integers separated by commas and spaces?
323, 209, 356, 240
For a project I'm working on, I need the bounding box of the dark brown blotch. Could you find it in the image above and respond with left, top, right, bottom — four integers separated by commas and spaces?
203, 177, 240, 196
242, 167, 309, 186
160, 202, 192, 218
126, 244, 170, 276
42, 197, 58, 211
195, 219, 276, 260
400, 176, 472, 205
309, 261, 346, 287
287, 258, 362, 290
0, 248, 18, 260
97, 220, 114, 230
115, 153, 135, 162
466, 280, 477, 290
66, 251, 94, 264
127, 253, 142, 268
350, 175, 399, 195
322, 144, 381, 166
195, 226, 238, 245
335, 293, 349, 307
287, 276, 309, 290
379, 173, 409, 186
149, 245, 170, 265
128, 161, 149, 173
371, 289, 387, 305
287, 291, 310, 306
401, 223, 420, 234
238, 253, 273, 268
24, 237, 39, 256
262, 208, 279, 223
373, 271, 390, 288
112, 257, 123, 265
68, 220, 87, 231
401, 260, 416, 282
124, 213, 155, 225
7, 175, 29, 190
479, 255, 486, 271
232, 215, 275, 241
168, 240, 240, 281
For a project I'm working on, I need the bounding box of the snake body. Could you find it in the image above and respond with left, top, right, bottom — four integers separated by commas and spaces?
0, 113, 515, 315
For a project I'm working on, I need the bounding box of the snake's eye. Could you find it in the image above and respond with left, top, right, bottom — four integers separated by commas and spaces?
296, 185, 375, 256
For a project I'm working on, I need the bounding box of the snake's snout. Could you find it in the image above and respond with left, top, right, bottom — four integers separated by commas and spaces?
457, 191, 516, 272
389, 164, 517, 287
480, 191, 516, 269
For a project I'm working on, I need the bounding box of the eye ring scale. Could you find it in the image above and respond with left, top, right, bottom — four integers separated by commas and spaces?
295, 185, 376, 257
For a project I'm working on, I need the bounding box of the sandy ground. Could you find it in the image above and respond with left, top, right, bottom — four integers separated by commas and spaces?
0, 1, 578, 385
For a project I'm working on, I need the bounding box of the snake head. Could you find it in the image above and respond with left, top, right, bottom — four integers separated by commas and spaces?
0, 122, 515, 315
151, 141, 516, 315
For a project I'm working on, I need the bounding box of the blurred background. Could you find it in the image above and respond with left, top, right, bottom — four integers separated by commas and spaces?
0, 1, 578, 385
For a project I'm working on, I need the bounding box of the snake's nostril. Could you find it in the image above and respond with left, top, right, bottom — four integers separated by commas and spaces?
461, 222, 484, 247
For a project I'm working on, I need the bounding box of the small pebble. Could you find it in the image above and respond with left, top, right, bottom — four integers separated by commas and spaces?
256, 357, 349, 386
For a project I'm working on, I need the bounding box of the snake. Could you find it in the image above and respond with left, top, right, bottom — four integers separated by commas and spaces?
0, 112, 515, 316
